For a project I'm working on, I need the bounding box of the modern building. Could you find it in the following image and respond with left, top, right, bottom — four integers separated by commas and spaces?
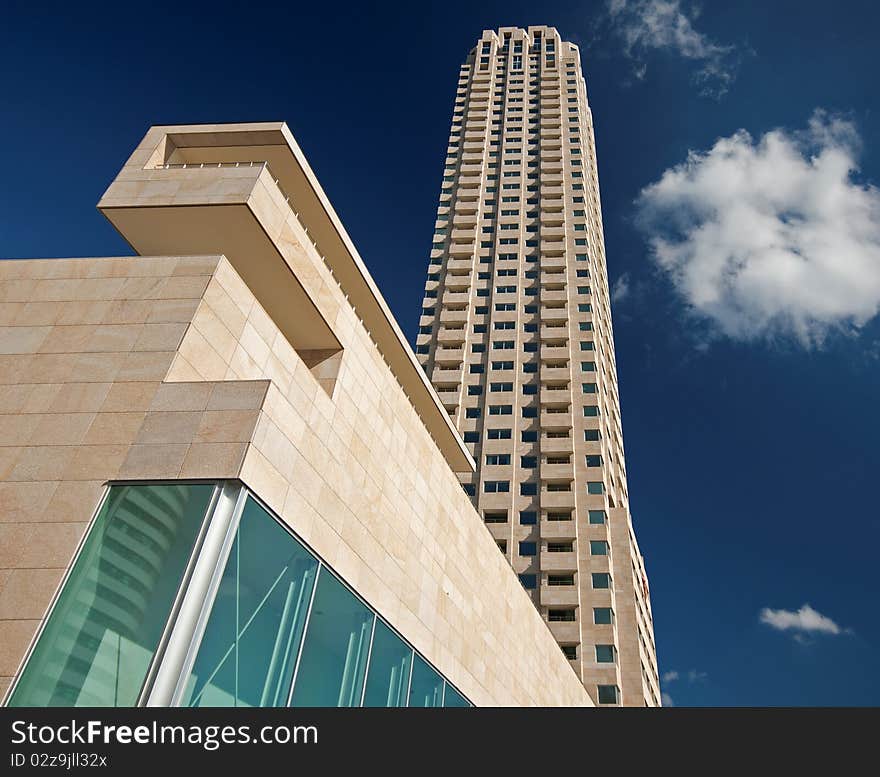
415, 26, 661, 706
0, 122, 593, 707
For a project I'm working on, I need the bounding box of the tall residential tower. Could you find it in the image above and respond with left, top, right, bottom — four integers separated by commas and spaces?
416, 26, 661, 706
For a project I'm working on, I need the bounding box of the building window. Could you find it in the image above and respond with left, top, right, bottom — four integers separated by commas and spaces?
590, 540, 608, 556
548, 574, 575, 586
8, 484, 470, 709
519, 574, 537, 590
6, 483, 215, 707
520, 482, 537, 496
519, 510, 537, 525
588, 510, 606, 524
549, 609, 576, 622
485, 480, 510, 493
595, 645, 617, 664
488, 428, 512, 439
586, 455, 602, 467
465, 407, 481, 418
587, 481, 605, 494
488, 404, 512, 415
463, 432, 479, 443
591, 572, 612, 589
485, 453, 511, 465
597, 684, 620, 704
468, 385, 483, 396
521, 430, 538, 442
560, 645, 577, 660
584, 429, 600, 441
519, 541, 537, 557
593, 607, 615, 625
463, 483, 476, 496
484, 511, 508, 524
521, 455, 537, 468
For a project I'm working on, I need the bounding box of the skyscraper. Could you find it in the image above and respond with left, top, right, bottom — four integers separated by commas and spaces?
416, 26, 661, 706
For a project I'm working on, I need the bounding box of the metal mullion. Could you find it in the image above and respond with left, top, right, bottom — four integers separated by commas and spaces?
146, 480, 245, 707
358, 615, 378, 708
285, 561, 322, 706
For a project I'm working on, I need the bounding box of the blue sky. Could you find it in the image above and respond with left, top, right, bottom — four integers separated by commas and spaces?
1, 0, 878, 706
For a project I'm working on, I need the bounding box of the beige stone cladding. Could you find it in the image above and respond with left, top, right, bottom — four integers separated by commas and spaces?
0, 122, 592, 706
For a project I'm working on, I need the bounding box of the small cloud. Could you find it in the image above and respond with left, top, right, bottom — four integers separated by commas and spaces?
661, 692, 675, 706
661, 670, 680, 683
611, 272, 631, 303
687, 669, 708, 683
635, 110, 880, 347
605, 0, 744, 97
759, 603, 845, 636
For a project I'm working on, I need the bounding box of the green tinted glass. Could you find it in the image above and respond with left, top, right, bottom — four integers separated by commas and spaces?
362, 619, 412, 707
443, 683, 469, 707
289, 568, 373, 707
8, 483, 214, 707
182, 498, 318, 707
408, 654, 444, 707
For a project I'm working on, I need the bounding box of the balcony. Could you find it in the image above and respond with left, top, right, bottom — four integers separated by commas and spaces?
434, 346, 464, 364
540, 184, 564, 198
540, 388, 570, 405
541, 437, 573, 457
541, 197, 564, 212
540, 518, 577, 539
440, 308, 469, 324
437, 328, 465, 344
540, 490, 576, 510
541, 240, 566, 255
541, 305, 568, 321
442, 291, 470, 305
547, 621, 580, 644
431, 366, 463, 386
454, 200, 479, 215
541, 549, 578, 572
540, 345, 569, 361
541, 255, 566, 270
451, 212, 478, 227
541, 289, 568, 305
457, 174, 482, 188
448, 242, 475, 258
540, 411, 572, 430
540, 462, 573, 480
446, 258, 474, 273
540, 584, 579, 607
460, 163, 483, 176
436, 389, 460, 408
541, 365, 570, 382
540, 225, 566, 240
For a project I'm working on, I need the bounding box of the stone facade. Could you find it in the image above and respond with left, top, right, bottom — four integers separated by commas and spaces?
0, 121, 593, 706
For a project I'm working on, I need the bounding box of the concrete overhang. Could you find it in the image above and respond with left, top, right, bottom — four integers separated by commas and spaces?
98, 122, 474, 473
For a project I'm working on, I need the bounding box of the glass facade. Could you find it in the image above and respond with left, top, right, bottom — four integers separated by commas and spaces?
181, 498, 319, 707
8, 483, 215, 707
8, 482, 471, 709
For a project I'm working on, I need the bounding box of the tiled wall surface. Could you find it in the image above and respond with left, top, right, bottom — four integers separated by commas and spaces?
0, 252, 591, 706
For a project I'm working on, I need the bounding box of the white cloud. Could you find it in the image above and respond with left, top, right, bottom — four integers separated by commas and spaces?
661, 691, 675, 706
611, 272, 631, 303
687, 669, 707, 682
606, 0, 740, 96
636, 111, 880, 347
759, 604, 843, 636
661, 670, 679, 683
